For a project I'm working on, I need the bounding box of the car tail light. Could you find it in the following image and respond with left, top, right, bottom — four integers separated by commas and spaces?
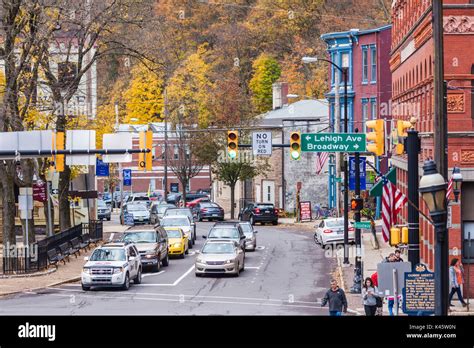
323, 229, 333, 234
274, 208, 279, 214
254, 208, 260, 214
201, 208, 208, 212
349, 227, 355, 232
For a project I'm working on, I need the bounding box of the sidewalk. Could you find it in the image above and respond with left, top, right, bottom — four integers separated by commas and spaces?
0, 222, 128, 297
335, 229, 474, 316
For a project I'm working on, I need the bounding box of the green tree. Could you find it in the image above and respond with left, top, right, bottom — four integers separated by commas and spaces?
249, 54, 281, 114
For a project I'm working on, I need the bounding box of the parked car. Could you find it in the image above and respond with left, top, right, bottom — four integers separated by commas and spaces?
203, 222, 246, 252
121, 225, 170, 272
163, 208, 196, 242
126, 193, 152, 208
149, 190, 165, 202
195, 240, 245, 277
160, 215, 194, 248
149, 203, 176, 225
239, 222, 258, 251
193, 202, 224, 222
184, 193, 209, 203
120, 204, 150, 225
81, 242, 142, 291
163, 227, 189, 258
113, 190, 131, 208
101, 193, 112, 207
239, 202, 279, 226
186, 196, 210, 208
97, 199, 111, 221
314, 218, 355, 248
166, 193, 182, 205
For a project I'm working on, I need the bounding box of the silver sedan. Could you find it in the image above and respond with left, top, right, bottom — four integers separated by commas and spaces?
239, 222, 258, 251
195, 240, 245, 277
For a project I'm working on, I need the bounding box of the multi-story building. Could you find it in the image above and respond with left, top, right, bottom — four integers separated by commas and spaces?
322, 25, 392, 209
390, 0, 474, 294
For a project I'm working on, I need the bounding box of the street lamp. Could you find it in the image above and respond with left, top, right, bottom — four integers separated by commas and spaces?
303, 55, 351, 265
452, 166, 463, 202
419, 159, 448, 316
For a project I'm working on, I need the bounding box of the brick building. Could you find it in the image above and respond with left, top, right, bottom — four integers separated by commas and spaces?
97, 124, 211, 195
390, 0, 474, 295
322, 24, 392, 210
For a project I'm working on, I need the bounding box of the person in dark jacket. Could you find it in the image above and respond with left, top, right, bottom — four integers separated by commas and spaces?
321, 279, 348, 316
394, 249, 404, 262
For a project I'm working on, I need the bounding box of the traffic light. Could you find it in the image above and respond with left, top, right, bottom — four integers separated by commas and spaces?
351, 197, 363, 212
227, 130, 238, 159
138, 130, 153, 171
290, 131, 301, 160
394, 120, 412, 155
51, 132, 64, 172
366, 119, 385, 156
390, 227, 401, 246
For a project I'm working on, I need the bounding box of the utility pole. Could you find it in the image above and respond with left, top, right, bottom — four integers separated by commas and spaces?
342, 67, 350, 265
352, 130, 362, 293
407, 128, 420, 268
433, 0, 449, 316
115, 102, 124, 219
334, 70, 340, 213
163, 87, 169, 197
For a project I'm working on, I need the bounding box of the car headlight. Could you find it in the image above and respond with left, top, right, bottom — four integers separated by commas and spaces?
113, 267, 124, 274
196, 258, 204, 264
82, 267, 90, 274
174, 243, 182, 247
225, 259, 233, 264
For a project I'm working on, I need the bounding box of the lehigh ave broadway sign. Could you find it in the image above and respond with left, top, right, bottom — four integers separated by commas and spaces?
301, 133, 367, 152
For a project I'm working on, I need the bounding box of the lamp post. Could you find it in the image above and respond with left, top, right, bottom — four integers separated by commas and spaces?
451, 166, 463, 202
303, 56, 350, 264
419, 160, 448, 316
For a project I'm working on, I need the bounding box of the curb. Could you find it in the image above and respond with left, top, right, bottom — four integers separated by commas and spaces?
0, 275, 81, 298
0, 268, 57, 279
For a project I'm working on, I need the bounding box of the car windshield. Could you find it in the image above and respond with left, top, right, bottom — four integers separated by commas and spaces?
325, 219, 344, 228
134, 197, 150, 201
165, 229, 182, 238
127, 205, 148, 212
256, 204, 274, 209
90, 249, 126, 261
208, 228, 239, 239
201, 203, 219, 208
161, 218, 189, 227
122, 231, 156, 243
166, 209, 191, 217
158, 206, 170, 214
98, 200, 107, 207
202, 243, 234, 254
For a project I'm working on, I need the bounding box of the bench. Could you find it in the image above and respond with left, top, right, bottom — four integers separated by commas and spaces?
47, 249, 66, 268
69, 237, 82, 256
80, 234, 91, 250
57, 242, 73, 261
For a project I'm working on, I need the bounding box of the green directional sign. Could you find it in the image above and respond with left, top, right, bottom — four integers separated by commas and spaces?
302, 133, 367, 152
354, 221, 372, 229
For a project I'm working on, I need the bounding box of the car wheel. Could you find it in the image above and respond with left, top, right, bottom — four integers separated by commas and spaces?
272, 221, 278, 226
82, 284, 90, 291
134, 268, 142, 284
162, 254, 169, 267
107, 217, 111, 221
185, 247, 189, 255
314, 233, 320, 244
241, 259, 245, 271
250, 216, 255, 226
195, 272, 202, 277
188, 240, 193, 249
122, 273, 130, 290
198, 214, 202, 222
235, 263, 240, 277
152, 259, 161, 272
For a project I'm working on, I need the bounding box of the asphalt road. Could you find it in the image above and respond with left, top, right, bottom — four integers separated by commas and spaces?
0, 221, 334, 315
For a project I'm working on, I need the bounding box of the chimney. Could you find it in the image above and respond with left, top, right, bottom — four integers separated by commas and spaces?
272, 82, 288, 110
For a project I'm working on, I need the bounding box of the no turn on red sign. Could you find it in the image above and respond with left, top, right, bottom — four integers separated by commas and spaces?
252, 132, 272, 156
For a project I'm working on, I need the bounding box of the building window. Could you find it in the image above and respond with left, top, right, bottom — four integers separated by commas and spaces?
362, 47, 369, 83
371, 46, 377, 83
362, 99, 369, 131
173, 145, 179, 160
371, 98, 377, 120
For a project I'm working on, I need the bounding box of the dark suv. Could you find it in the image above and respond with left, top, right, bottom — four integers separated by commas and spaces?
202, 222, 246, 251
239, 203, 279, 226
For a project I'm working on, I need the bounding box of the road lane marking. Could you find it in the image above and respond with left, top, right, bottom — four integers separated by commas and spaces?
245, 266, 260, 270
142, 271, 165, 278
171, 265, 195, 286
47, 293, 323, 310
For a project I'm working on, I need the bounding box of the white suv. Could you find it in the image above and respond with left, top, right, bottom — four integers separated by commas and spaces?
81, 242, 142, 291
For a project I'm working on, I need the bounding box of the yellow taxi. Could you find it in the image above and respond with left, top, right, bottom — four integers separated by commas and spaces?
163, 227, 188, 258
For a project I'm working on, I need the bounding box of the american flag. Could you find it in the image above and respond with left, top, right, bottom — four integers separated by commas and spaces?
446, 176, 454, 201
315, 152, 329, 175
381, 179, 408, 243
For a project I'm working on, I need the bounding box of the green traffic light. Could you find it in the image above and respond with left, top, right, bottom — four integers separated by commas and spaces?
228, 150, 237, 159
291, 150, 300, 160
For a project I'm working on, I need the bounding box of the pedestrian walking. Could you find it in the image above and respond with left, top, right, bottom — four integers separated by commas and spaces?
449, 258, 468, 307
321, 279, 348, 316
362, 277, 380, 316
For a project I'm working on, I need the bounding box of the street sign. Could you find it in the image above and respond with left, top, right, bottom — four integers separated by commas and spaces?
335, 177, 343, 183
123, 169, 132, 186
33, 181, 47, 202
349, 156, 366, 191
377, 262, 412, 297
124, 213, 134, 226
299, 201, 312, 222
66, 130, 96, 165
301, 133, 366, 152
18, 194, 33, 211
354, 221, 372, 229
170, 183, 179, 193
402, 264, 435, 315
252, 132, 272, 156
102, 133, 133, 163
370, 167, 396, 197
96, 158, 110, 177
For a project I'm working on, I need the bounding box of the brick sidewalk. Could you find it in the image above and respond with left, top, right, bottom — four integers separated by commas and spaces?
0, 222, 128, 297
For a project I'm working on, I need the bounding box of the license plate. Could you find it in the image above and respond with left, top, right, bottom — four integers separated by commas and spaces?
139, 218, 143, 221
265, 210, 270, 214
337, 231, 343, 234
212, 214, 218, 217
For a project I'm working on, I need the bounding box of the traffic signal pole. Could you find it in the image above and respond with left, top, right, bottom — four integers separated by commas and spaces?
351, 136, 362, 294
343, 67, 350, 265
407, 129, 420, 269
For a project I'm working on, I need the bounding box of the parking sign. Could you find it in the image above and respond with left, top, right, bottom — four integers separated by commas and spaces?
123, 169, 132, 186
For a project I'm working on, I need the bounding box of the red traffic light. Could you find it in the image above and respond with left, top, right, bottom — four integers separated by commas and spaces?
291, 133, 300, 141
228, 132, 237, 140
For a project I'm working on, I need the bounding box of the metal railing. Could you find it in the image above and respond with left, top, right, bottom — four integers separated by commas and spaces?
2, 220, 103, 275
